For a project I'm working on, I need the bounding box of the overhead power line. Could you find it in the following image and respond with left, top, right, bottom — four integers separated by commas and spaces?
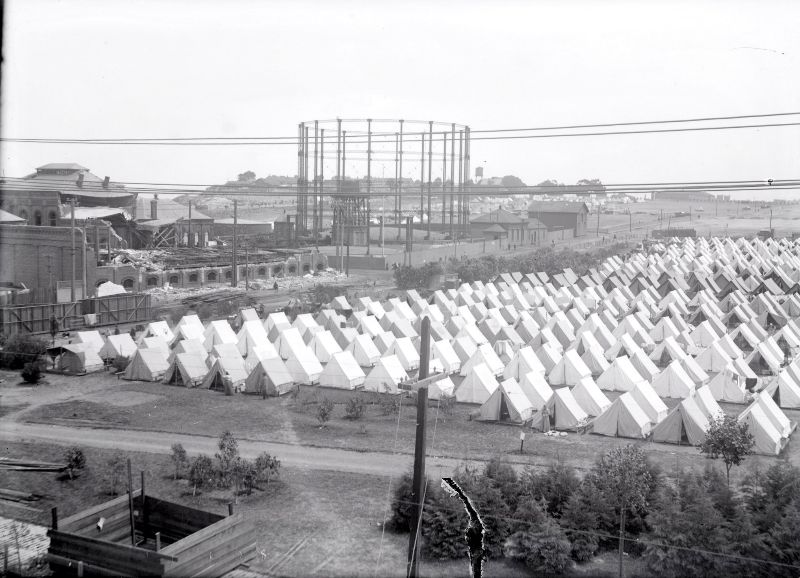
2, 112, 799, 145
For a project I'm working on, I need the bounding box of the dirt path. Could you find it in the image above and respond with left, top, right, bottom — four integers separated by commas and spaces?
0, 421, 471, 479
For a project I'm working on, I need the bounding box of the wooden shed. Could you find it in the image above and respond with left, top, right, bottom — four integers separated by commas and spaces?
47, 486, 256, 577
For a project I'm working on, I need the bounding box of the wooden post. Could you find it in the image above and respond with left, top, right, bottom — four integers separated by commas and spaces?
51, 507, 58, 530
155, 532, 161, 551
228, 502, 234, 516
141, 471, 147, 542
77, 561, 84, 577
127, 458, 136, 545
407, 317, 430, 578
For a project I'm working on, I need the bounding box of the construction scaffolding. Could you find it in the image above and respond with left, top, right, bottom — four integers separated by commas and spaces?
295, 118, 471, 248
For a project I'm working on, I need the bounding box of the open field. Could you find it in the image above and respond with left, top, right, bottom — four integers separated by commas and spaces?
3, 369, 798, 489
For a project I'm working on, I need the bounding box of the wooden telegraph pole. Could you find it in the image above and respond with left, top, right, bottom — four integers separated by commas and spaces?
407, 316, 431, 578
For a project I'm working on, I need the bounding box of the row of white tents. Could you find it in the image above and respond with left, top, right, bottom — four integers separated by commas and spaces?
52, 235, 799, 454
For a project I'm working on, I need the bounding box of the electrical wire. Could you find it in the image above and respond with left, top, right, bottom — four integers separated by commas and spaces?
3, 111, 798, 144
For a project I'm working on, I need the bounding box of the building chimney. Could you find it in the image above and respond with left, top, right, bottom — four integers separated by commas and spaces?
76, 174, 84, 188
150, 196, 158, 220
102, 176, 110, 189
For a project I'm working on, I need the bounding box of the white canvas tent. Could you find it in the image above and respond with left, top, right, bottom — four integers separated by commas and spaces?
532, 387, 588, 431
346, 334, 381, 367
571, 377, 611, 416
123, 348, 169, 382
139, 321, 175, 345
460, 343, 504, 377
201, 356, 248, 392
595, 356, 646, 392
694, 384, 724, 421
455, 363, 499, 404
50, 343, 105, 374
99, 334, 137, 361
738, 401, 784, 455
75, 330, 105, 354
591, 392, 652, 438
171, 315, 205, 343
503, 346, 546, 380
364, 355, 408, 394
203, 320, 238, 352
236, 321, 269, 357
428, 376, 456, 400
431, 340, 461, 374
651, 395, 710, 445
310, 330, 343, 363
163, 352, 208, 387
388, 337, 420, 371
548, 349, 591, 386
519, 371, 554, 410
478, 378, 534, 424
631, 381, 669, 424
763, 371, 800, 409
244, 357, 295, 396
651, 360, 696, 399
169, 339, 207, 363
707, 364, 749, 403
319, 351, 366, 389
284, 345, 323, 384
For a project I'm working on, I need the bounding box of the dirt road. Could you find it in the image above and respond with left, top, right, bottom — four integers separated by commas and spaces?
0, 421, 470, 478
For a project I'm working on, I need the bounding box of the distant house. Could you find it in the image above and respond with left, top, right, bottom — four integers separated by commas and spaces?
527, 201, 590, 237
470, 208, 546, 245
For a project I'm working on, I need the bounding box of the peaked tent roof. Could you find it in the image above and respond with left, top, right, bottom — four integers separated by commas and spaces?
478, 378, 534, 424
651, 396, 710, 445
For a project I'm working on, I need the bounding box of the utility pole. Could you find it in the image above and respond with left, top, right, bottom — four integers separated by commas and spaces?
244, 236, 249, 291
407, 316, 430, 578
366, 119, 372, 255
232, 200, 238, 287
70, 199, 76, 302
82, 219, 88, 298
596, 207, 601, 236
187, 201, 192, 247
427, 121, 433, 240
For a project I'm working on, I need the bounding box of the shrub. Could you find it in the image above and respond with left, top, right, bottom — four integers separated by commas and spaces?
504, 522, 573, 575
188, 454, 215, 496
112, 355, 130, 372
377, 393, 402, 416
171, 443, 188, 480
63, 447, 86, 480
21, 361, 43, 384
317, 398, 334, 426
0, 334, 48, 370
344, 397, 365, 420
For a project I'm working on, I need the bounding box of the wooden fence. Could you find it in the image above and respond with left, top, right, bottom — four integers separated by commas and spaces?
0, 293, 152, 335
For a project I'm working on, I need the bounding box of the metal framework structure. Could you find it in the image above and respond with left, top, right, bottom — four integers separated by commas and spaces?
296, 118, 471, 249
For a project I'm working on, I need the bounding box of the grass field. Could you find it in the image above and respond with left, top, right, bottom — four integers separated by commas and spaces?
10, 370, 799, 489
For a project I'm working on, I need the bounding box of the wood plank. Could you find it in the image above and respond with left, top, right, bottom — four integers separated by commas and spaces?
167, 528, 256, 577
49, 530, 178, 562
161, 513, 241, 556
47, 553, 138, 577
60, 490, 141, 531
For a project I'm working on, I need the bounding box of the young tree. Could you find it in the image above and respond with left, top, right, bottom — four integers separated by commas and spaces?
188, 454, 215, 496
63, 447, 86, 480
593, 445, 654, 577
230, 457, 255, 502
316, 398, 334, 426
105, 453, 126, 495
699, 414, 755, 487
504, 517, 572, 575
253, 452, 281, 488
171, 443, 188, 480
344, 397, 365, 420
215, 430, 240, 488
643, 475, 731, 578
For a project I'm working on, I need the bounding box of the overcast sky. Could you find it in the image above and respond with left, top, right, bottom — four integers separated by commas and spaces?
2, 0, 799, 190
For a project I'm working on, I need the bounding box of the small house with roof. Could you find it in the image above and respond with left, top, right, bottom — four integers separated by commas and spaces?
527, 201, 590, 237
470, 208, 546, 246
